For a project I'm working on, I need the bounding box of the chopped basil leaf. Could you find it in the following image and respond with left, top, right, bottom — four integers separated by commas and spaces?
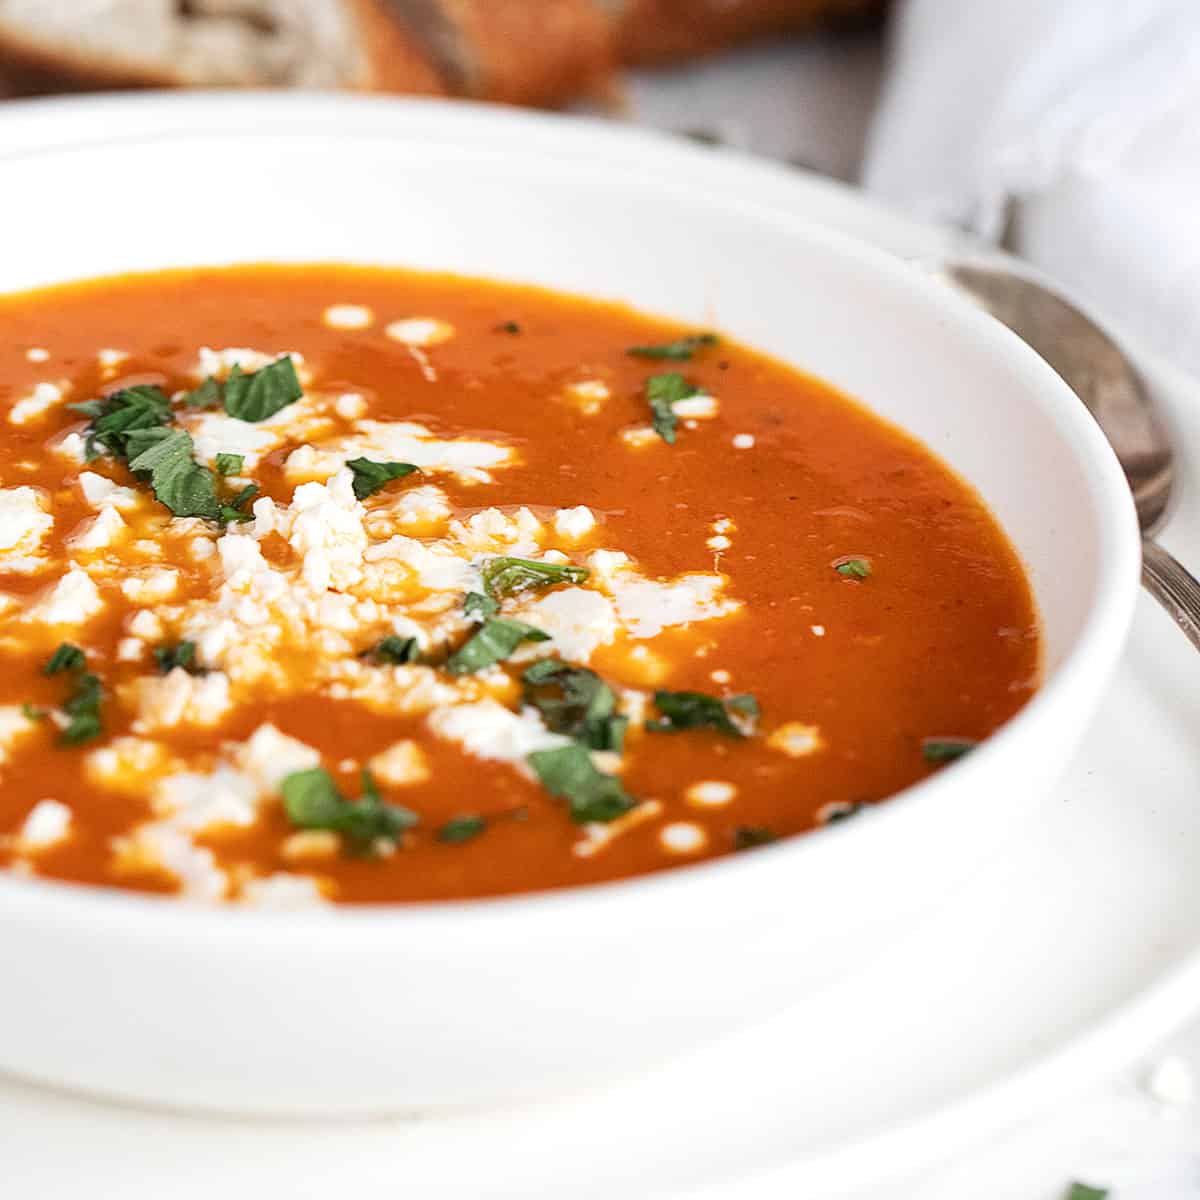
446, 619, 549, 675
733, 826, 777, 850
363, 635, 420, 665
527, 744, 636, 824
438, 815, 486, 844
823, 801, 867, 825
70, 384, 173, 461
646, 690, 758, 738
182, 376, 222, 409
154, 641, 201, 675
628, 332, 719, 361
222, 357, 303, 423
481, 555, 589, 600
215, 452, 244, 476
44, 643, 85, 676
126, 426, 221, 521
834, 558, 871, 580
21, 702, 46, 721
522, 660, 627, 752
464, 591, 499, 620
922, 737, 978, 764
280, 767, 417, 852
1066, 1185, 1108, 1200
645, 372, 699, 444
219, 482, 259, 525
346, 457, 419, 501
495, 321, 521, 335
61, 672, 103, 746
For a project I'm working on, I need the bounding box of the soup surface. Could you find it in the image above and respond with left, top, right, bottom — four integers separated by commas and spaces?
0, 265, 1038, 905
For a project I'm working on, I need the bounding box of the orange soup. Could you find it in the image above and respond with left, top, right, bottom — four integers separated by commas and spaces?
0, 265, 1038, 905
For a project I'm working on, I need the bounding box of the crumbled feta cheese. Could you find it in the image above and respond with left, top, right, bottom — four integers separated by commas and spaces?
323, 304, 373, 331
128, 609, 164, 641
685, 781, 737, 807
53, 432, 88, 465
85, 737, 172, 792
710, 669, 731, 684
0, 705, 36, 766
113, 825, 227, 902
196, 346, 304, 380
153, 766, 260, 832
732, 433, 755, 449
17, 800, 72, 850
116, 637, 145, 663
385, 317, 455, 347
282, 831, 342, 863
25, 347, 49, 363
70, 506, 127, 551
707, 535, 732, 551
334, 392, 367, 420
428, 700, 567, 763
608, 571, 741, 639
119, 567, 179, 603
185, 410, 284, 471
97, 348, 129, 371
512, 588, 618, 663
25, 566, 103, 626
811, 624, 826, 637
240, 873, 330, 909
553, 506, 597, 541
0, 486, 53, 569
659, 822, 707, 854
768, 722, 824, 758
77, 472, 141, 511
620, 426, 660, 449
235, 724, 321, 792
574, 800, 663, 859
367, 740, 430, 786
10, 380, 66, 425
131, 669, 233, 734
673, 393, 718, 419
564, 379, 610, 415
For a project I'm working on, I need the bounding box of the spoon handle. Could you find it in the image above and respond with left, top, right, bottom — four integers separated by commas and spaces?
1142, 538, 1200, 650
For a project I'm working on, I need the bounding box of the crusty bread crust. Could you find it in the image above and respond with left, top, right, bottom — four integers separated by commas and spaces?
380, 0, 614, 106
618, 0, 882, 63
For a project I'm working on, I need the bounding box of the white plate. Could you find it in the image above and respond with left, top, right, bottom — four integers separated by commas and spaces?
2, 95, 1198, 1198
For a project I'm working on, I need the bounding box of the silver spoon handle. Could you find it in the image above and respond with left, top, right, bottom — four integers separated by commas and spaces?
1142, 538, 1200, 650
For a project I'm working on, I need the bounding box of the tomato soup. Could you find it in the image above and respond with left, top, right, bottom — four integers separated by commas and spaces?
0, 265, 1039, 904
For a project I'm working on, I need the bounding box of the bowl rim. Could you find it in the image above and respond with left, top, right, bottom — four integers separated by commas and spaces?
0, 92, 1142, 936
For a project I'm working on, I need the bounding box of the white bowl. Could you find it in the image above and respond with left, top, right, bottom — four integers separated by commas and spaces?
0, 95, 1140, 1117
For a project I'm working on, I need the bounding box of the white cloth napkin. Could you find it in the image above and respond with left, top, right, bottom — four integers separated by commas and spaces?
863, 0, 1200, 379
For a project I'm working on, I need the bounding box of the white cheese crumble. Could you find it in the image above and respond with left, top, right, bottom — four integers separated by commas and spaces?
685, 780, 737, 807
17, 800, 71, 850
25, 567, 103, 626
153, 766, 260, 832
53, 431, 88, 465
70, 506, 127, 552
334, 392, 367, 420
97, 348, 129, 371
10, 380, 66, 426
113, 825, 227, 902
564, 380, 610, 415
574, 800, 663, 859
186, 410, 284, 470
131, 669, 233, 734
768, 722, 824, 758
235, 724, 321, 792
119, 568, 179, 603
0, 486, 53, 570
428, 699, 567, 764
385, 317, 455, 347
553, 506, 597, 541
196, 346, 306, 382
240, 873, 330, 909
511, 588, 618, 664
607, 571, 741, 639
672, 393, 718, 419
733, 433, 755, 449
368, 740, 430, 786
282, 831, 341, 863
77, 472, 141, 511
620, 426, 660, 449
324, 304, 373, 331
659, 822, 707, 854
25, 347, 49, 363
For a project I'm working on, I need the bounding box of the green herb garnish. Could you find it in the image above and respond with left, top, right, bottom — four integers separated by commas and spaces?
219, 482, 259, 525
215, 453, 244, 476
346, 457, 419, 501
69, 384, 173, 461
153, 641, 201, 675
527, 744, 636, 824
921, 737, 978, 764
481, 556, 589, 600
834, 558, 871, 580
280, 767, 417, 853
363, 635, 420, 665
446, 619, 550, 675
733, 826, 777, 850
522, 660, 627, 752
495, 321, 521, 335
44, 643, 85, 675
1065, 1185, 1108, 1200
628, 333, 719, 361
438, 815, 486, 844
823, 802, 868, 825
464, 591, 500, 620
182, 376, 222, 409
21, 703, 46, 721
646, 690, 759, 738
61, 671, 104, 746
125, 426, 221, 521
222, 357, 303, 423
645, 372, 699, 444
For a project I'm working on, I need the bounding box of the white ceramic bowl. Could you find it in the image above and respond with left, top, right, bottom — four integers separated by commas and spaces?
0, 95, 1140, 1117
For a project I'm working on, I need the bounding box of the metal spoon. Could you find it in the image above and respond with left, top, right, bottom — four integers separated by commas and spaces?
938, 261, 1200, 648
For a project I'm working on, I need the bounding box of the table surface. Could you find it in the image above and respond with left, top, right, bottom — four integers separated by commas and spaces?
625, 31, 1200, 1200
